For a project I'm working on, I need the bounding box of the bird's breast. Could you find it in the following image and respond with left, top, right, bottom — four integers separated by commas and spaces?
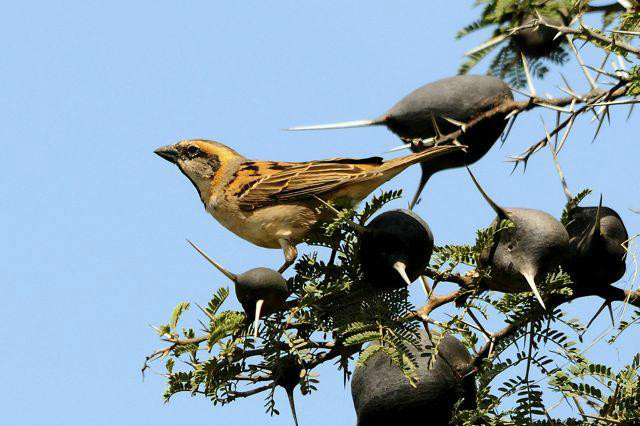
205, 199, 320, 249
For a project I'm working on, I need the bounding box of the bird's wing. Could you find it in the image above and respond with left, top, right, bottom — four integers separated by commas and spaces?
229, 157, 385, 210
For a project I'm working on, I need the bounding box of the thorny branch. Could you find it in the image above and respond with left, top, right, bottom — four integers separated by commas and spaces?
539, 17, 640, 58
399, 83, 631, 167
147, 10, 640, 410
401, 14, 639, 169
145, 267, 640, 386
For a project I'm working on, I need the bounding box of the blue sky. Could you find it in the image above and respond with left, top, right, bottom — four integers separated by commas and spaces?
1, 1, 638, 425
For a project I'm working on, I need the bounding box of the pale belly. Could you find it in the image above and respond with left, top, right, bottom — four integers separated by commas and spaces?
206, 202, 321, 249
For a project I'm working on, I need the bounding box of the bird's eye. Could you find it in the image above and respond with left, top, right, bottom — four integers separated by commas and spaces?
186, 145, 200, 157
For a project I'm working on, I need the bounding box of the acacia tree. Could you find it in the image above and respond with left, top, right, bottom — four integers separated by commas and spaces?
145, 1, 640, 424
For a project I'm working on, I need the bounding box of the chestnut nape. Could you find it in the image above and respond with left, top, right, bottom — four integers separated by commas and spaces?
187, 240, 289, 338
287, 75, 513, 208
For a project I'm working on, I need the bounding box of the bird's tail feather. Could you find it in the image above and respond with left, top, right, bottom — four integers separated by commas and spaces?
385, 144, 464, 171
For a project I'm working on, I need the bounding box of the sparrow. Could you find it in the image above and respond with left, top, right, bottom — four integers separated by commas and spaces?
154, 140, 462, 272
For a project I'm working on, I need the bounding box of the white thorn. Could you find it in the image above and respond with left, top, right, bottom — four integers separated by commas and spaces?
556, 113, 576, 154
393, 261, 412, 286
566, 35, 598, 90
504, 109, 519, 120
556, 86, 583, 101
533, 102, 571, 113
521, 52, 537, 97
253, 299, 264, 339
385, 143, 412, 153
430, 112, 442, 140
441, 116, 467, 132
523, 271, 546, 309
420, 275, 432, 297
186, 239, 238, 282
285, 119, 378, 131
547, 128, 573, 203
464, 33, 508, 56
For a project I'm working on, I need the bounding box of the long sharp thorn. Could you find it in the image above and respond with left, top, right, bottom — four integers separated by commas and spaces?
466, 167, 509, 220
585, 299, 609, 329
385, 143, 412, 153
584, 64, 619, 80
312, 196, 368, 234
510, 86, 536, 99
284, 118, 379, 131
430, 112, 442, 141
607, 302, 615, 327
286, 388, 299, 426
627, 103, 635, 122
591, 100, 640, 107
547, 124, 573, 203
253, 299, 264, 339
196, 303, 216, 322
534, 102, 571, 113
420, 275, 431, 298
523, 271, 546, 309
554, 111, 560, 146
592, 109, 606, 143
501, 114, 517, 145
556, 113, 576, 153
556, 86, 582, 100
521, 52, 537, 97
393, 261, 412, 286
464, 34, 508, 56
187, 239, 238, 282
566, 35, 597, 90
540, 115, 552, 150
559, 73, 575, 95
590, 195, 603, 238
594, 51, 611, 85
504, 109, 519, 120
441, 116, 467, 132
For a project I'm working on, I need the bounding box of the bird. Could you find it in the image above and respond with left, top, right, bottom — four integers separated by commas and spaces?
154, 139, 462, 273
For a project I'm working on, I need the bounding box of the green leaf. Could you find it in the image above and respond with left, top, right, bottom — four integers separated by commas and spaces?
170, 302, 190, 331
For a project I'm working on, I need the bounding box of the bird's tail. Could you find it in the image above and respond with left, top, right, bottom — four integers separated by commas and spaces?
383, 144, 464, 172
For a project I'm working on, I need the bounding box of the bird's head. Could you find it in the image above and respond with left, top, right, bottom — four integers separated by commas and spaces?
154, 139, 245, 199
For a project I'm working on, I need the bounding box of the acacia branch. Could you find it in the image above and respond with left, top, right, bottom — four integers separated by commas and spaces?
539, 17, 640, 57
415, 270, 640, 369
403, 84, 629, 164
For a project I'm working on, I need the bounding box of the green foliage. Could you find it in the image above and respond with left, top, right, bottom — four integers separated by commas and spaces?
170, 302, 190, 331
457, 0, 573, 86
628, 65, 640, 97
148, 190, 428, 415
148, 188, 639, 425
560, 188, 592, 225
143, 1, 640, 422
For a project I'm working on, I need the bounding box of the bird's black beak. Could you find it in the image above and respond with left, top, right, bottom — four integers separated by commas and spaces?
154, 145, 179, 163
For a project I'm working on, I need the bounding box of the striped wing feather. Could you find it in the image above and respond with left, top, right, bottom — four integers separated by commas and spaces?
234, 157, 385, 210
